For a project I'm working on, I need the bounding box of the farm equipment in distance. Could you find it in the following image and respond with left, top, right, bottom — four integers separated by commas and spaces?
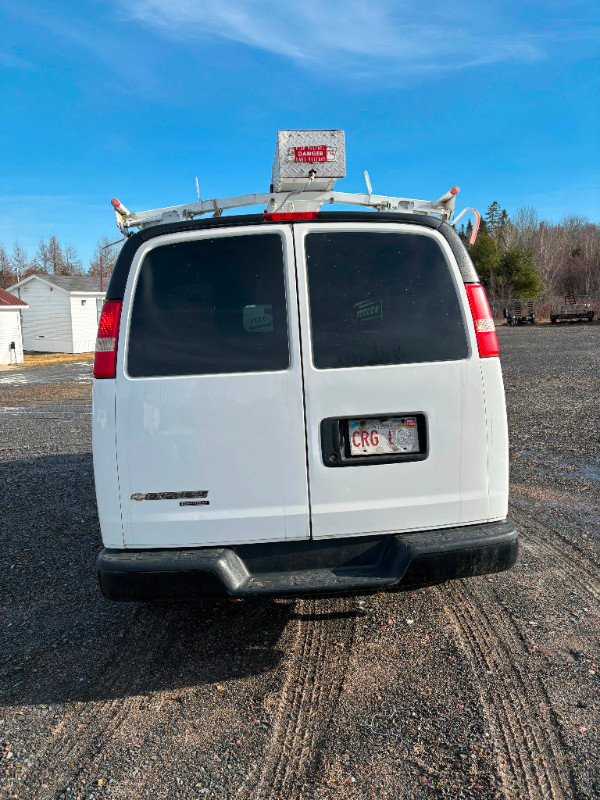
550, 285, 595, 324
503, 299, 536, 326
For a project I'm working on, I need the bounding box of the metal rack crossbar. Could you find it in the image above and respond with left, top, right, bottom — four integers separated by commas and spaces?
111, 188, 460, 234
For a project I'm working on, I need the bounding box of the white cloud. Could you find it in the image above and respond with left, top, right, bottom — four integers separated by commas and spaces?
126, 0, 544, 77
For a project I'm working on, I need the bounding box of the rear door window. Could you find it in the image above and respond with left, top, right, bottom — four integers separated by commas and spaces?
305, 231, 469, 369
127, 233, 290, 377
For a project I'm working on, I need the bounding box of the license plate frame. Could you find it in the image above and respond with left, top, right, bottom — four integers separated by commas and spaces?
320, 413, 428, 468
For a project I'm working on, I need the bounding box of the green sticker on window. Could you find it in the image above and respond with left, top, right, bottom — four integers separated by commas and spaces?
243, 305, 274, 333
354, 298, 383, 321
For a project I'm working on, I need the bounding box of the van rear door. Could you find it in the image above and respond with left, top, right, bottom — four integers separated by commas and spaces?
294, 223, 490, 540
115, 226, 310, 548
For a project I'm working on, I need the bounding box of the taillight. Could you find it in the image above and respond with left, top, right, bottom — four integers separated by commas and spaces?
93, 300, 123, 378
264, 212, 320, 221
465, 284, 499, 358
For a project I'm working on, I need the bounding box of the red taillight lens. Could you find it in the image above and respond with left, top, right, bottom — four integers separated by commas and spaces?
465, 284, 499, 358
264, 212, 320, 221
93, 300, 122, 378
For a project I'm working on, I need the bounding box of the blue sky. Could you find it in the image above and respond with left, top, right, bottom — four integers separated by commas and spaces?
0, 0, 598, 269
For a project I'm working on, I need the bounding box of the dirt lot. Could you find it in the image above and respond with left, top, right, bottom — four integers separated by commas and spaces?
1, 327, 598, 800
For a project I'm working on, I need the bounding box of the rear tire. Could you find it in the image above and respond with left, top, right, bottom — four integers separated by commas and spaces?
550, 316, 557, 324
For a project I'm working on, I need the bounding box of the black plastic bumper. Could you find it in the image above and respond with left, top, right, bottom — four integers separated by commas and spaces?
97, 520, 518, 601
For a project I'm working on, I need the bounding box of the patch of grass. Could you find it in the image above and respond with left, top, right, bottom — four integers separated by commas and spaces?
23, 352, 94, 367
2, 382, 92, 405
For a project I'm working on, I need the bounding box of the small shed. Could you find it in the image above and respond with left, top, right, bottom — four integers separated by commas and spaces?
0, 288, 28, 365
7, 275, 106, 354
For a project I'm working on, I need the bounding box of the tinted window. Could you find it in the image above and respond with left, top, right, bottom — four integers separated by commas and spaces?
127, 234, 289, 377
305, 232, 468, 369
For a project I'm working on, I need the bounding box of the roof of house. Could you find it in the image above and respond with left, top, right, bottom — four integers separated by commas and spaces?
8, 274, 105, 294
0, 287, 28, 308
37, 274, 104, 293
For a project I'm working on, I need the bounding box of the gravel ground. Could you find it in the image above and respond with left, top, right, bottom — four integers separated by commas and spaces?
0, 324, 598, 800
0, 361, 92, 387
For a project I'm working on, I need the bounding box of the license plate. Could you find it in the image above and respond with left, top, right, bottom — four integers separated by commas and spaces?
348, 417, 419, 456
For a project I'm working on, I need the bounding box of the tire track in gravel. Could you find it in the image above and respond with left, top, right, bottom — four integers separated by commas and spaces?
248, 596, 357, 800
16, 608, 167, 794
440, 582, 573, 800
510, 504, 600, 603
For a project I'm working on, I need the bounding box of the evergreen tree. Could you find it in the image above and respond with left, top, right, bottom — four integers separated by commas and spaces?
485, 201, 503, 230
499, 248, 543, 297
484, 201, 510, 241
466, 219, 473, 241
469, 234, 500, 289
470, 231, 543, 298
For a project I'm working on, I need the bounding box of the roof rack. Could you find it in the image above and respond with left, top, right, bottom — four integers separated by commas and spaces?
112, 188, 463, 234
110, 129, 466, 235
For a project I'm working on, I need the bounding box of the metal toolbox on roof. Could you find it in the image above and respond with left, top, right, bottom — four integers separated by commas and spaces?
271, 129, 345, 192
110, 127, 468, 232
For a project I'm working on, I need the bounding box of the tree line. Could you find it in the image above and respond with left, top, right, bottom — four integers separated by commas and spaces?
459, 203, 600, 301
0, 235, 123, 290
1, 210, 598, 301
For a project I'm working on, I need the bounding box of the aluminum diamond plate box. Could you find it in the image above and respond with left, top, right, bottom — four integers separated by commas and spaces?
272, 130, 345, 192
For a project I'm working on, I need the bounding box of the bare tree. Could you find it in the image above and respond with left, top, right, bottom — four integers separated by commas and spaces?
469, 203, 599, 301
88, 235, 123, 279
64, 243, 84, 275
47, 235, 66, 274
513, 206, 539, 235
0, 244, 13, 288
12, 242, 31, 282
511, 207, 540, 251
33, 239, 51, 273
529, 217, 600, 298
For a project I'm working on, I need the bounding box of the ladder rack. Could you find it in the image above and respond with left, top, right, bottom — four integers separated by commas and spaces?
111, 188, 460, 235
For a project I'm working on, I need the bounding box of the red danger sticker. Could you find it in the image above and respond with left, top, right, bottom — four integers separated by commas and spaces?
294, 145, 327, 163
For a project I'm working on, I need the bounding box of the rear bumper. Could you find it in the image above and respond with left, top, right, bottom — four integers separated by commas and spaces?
97, 520, 518, 601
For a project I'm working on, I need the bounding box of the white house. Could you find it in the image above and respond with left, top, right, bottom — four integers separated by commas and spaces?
0, 288, 28, 365
8, 275, 106, 354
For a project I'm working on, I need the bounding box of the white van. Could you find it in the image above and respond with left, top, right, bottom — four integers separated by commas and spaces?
93, 132, 517, 600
